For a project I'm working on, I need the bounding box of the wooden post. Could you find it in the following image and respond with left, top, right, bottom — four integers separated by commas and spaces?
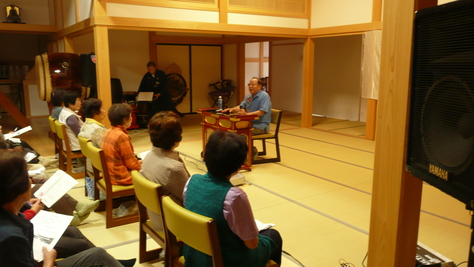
301, 38, 314, 128
218, 0, 228, 24
365, 99, 377, 140
236, 43, 245, 102
367, 0, 424, 266
93, 25, 111, 128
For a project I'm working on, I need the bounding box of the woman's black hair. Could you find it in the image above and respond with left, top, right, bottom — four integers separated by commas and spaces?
108, 103, 132, 126
51, 88, 66, 107
0, 152, 30, 206
204, 130, 248, 178
148, 111, 182, 150
63, 90, 80, 108
82, 98, 103, 119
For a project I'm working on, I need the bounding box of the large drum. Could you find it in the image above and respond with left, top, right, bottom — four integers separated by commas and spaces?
35, 53, 83, 102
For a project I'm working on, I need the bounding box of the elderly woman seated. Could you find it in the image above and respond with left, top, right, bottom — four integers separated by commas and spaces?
58, 90, 83, 152
183, 130, 283, 266
140, 111, 190, 231
0, 152, 136, 267
101, 103, 141, 185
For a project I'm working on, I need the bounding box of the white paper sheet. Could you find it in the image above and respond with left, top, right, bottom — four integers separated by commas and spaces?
28, 166, 45, 176
33, 170, 78, 207
15, 125, 32, 135
31, 210, 73, 262
139, 150, 150, 160
255, 219, 275, 231
137, 92, 154, 102
25, 152, 37, 163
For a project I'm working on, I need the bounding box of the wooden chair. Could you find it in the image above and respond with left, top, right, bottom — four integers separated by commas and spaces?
161, 196, 278, 267
87, 141, 138, 228
78, 136, 91, 196
253, 109, 283, 164
48, 116, 59, 154
131, 170, 166, 263
54, 120, 85, 179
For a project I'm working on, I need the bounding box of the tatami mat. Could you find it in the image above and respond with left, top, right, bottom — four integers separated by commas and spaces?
46, 111, 471, 266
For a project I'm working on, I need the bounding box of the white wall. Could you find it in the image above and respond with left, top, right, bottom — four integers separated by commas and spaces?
72, 30, 149, 96
313, 35, 363, 121
271, 42, 304, 113
109, 30, 149, 92
311, 0, 372, 28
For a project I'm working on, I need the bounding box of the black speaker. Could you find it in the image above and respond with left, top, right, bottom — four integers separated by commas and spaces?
407, 0, 474, 208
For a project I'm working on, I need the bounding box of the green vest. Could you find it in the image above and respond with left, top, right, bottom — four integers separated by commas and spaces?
184, 173, 275, 267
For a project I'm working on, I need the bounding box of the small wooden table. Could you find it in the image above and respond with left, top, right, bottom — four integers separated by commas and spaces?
198, 108, 258, 171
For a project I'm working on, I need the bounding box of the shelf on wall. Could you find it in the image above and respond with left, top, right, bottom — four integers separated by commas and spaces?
0, 23, 56, 34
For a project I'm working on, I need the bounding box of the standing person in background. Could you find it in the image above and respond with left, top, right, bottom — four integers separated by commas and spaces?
58, 90, 83, 152
138, 61, 180, 116
102, 103, 141, 185
51, 88, 66, 120
140, 111, 190, 232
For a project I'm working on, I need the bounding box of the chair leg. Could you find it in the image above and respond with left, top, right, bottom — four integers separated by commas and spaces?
58, 153, 65, 171
274, 137, 281, 162
66, 156, 73, 176
260, 139, 267, 156
105, 194, 114, 229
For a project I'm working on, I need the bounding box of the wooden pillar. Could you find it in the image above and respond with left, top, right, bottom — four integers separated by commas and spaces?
236, 43, 245, 102
64, 36, 74, 53
149, 32, 157, 64
367, 0, 423, 266
93, 25, 111, 128
218, 0, 228, 24
301, 38, 314, 128
365, 99, 377, 140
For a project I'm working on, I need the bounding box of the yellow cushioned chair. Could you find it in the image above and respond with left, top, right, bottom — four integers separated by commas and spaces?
161, 196, 278, 267
54, 120, 85, 179
252, 109, 283, 164
131, 170, 166, 263
48, 116, 59, 155
87, 141, 138, 228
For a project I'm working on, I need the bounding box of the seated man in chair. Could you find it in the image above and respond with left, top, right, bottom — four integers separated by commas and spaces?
223, 77, 272, 136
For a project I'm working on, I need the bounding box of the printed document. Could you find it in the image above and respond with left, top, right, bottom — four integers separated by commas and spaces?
31, 210, 73, 262
33, 170, 78, 207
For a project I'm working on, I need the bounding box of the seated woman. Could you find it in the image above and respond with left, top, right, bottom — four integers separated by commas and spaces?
58, 90, 83, 152
102, 103, 141, 185
21, 199, 96, 258
79, 98, 107, 175
0, 135, 98, 226
51, 88, 66, 120
183, 130, 283, 266
140, 111, 190, 231
0, 153, 136, 267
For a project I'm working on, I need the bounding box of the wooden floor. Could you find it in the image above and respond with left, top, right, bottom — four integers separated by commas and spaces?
0, 113, 469, 267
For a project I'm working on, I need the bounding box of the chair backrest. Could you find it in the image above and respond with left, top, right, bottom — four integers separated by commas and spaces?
270, 109, 282, 135
161, 196, 222, 259
86, 141, 106, 173
54, 120, 73, 153
78, 136, 91, 158
131, 170, 163, 216
48, 116, 57, 133
54, 120, 65, 140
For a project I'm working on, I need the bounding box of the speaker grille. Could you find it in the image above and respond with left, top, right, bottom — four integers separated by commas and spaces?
408, 1, 474, 206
